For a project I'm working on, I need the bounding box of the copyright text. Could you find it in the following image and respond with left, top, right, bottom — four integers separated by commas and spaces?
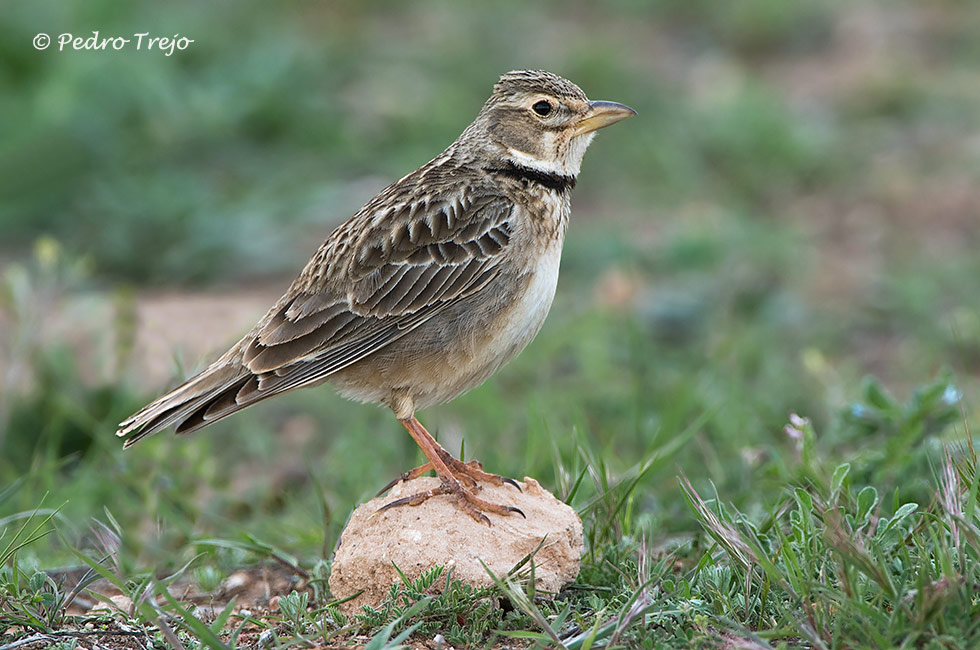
34, 32, 194, 56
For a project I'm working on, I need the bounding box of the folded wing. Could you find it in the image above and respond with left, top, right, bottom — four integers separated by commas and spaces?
116, 190, 515, 445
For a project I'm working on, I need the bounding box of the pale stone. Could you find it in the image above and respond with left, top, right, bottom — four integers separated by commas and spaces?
329, 476, 584, 614
91, 593, 133, 614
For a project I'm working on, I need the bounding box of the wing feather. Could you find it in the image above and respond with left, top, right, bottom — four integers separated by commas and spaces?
118, 189, 517, 443
242, 193, 514, 379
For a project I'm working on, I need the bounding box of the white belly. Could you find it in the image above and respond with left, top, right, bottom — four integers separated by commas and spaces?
471, 241, 562, 372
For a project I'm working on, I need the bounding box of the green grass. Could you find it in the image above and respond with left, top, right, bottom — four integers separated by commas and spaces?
1, 245, 977, 647
4, 0, 980, 647
1, 386, 976, 647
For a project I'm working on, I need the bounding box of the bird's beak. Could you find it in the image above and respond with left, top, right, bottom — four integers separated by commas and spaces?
572, 100, 637, 136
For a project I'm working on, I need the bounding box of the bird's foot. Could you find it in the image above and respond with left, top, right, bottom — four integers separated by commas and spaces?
381, 416, 524, 524
448, 456, 523, 492
378, 477, 525, 526
375, 450, 522, 497
375, 461, 436, 497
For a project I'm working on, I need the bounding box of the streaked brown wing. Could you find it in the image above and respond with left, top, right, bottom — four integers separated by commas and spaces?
117, 190, 516, 442
240, 193, 514, 390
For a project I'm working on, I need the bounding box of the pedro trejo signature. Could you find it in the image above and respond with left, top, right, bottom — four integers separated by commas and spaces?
34, 31, 193, 56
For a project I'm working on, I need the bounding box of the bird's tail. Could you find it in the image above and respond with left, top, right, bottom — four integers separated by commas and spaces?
116, 341, 264, 447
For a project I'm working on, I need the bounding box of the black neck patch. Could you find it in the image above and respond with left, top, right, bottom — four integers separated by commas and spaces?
484, 161, 577, 193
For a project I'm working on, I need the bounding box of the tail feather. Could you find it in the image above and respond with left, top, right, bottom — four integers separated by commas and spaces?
172, 376, 258, 436
202, 376, 257, 421
116, 349, 256, 446
120, 394, 219, 447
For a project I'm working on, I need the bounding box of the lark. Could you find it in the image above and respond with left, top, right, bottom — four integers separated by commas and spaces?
117, 70, 635, 524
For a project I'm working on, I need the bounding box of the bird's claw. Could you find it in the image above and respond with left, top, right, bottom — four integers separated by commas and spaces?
506, 506, 526, 519
502, 476, 523, 492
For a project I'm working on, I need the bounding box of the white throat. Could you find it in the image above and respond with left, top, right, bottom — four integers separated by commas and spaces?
506, 132, 595, 177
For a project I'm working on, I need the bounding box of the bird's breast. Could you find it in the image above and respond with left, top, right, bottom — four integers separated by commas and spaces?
328, 200, 568, 411
465, 237, 562, 375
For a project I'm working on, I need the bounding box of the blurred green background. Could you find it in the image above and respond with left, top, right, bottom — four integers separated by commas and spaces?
1, 0, 979, 565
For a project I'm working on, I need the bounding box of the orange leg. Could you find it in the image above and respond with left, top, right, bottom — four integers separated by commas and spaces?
378, 417, 524, 525
376, 443, 522, 496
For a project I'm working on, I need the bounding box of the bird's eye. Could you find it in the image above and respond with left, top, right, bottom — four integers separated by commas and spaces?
532, 100, 553, 117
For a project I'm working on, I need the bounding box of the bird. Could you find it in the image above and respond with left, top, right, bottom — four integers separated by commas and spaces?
117, 70, 635, 524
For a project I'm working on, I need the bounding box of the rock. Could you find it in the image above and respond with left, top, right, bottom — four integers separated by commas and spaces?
90, 593, 133, 615
329, 476, 583, 614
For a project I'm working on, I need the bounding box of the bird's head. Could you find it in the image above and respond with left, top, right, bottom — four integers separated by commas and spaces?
469, 70, 636, 177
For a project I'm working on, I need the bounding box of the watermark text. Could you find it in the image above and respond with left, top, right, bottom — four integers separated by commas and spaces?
34, 32, 194, 56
